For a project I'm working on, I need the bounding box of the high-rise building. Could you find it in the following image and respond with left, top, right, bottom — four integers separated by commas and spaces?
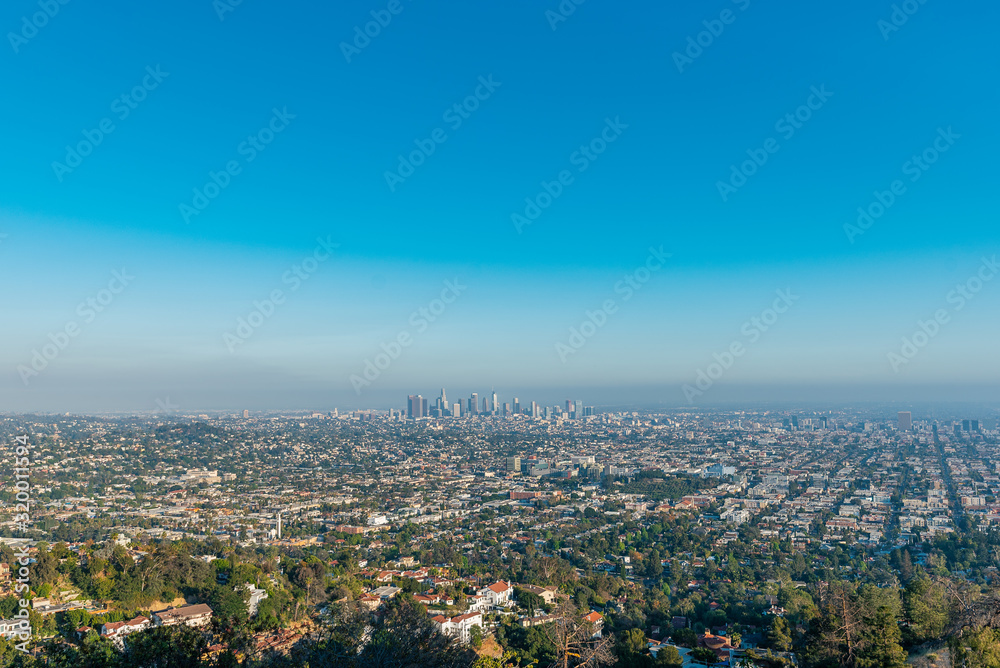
470, 393, 478, 415
492, 390, 498, 416
407, 395, 425, 418
242, 409, 250, 418
513, 398, 520, 414
566, 400, 573, 413
452, 402, 462, 418
574, 400, 583, 418
507, 456, 521, 472
440, 388, 447, 412
898, 411, 912, 431
503, 402, 510, 416
963, 419, 971, 432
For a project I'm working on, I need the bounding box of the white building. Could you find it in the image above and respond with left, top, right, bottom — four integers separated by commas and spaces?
479, 581, 513, 607
240, 583, 269, 616
0, 619, 29, 640
432, 611, 483, 644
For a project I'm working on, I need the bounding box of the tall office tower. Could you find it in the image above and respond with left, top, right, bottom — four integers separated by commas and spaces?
972, 419, 980, 431
584, 406, 594, 416
574, 400, 583, 418
243, 409, 250, 418
408, 395, 426, 418
440, 388, 447, 411
503, 402, 510, 416
531, 401, 539, 418
513, 398, 520, 414
492, 390, 498, 415
566, 400, 573, 413
963, 419, 971, 432
898, 411, 912, 431
470, 393, 479, 415
452, 402, 462, 418
507, 456, 521, 472
482, 396, 489, 414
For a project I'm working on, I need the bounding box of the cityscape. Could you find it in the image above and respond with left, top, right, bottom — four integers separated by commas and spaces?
402, 389, 594, 420
3, 1, 998, 667
1, 404, 999, 666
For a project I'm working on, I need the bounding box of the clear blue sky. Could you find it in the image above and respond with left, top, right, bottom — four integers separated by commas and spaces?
2, 0, 998, 412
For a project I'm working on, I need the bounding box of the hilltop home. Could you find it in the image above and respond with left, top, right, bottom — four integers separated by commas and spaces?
152, 604, 213, 628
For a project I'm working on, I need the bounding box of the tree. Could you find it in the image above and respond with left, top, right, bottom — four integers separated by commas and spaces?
616, 627, 650, 668
515, 588, 544, 617
856, 605, 907, 668
646, 550, 664, 578
653, 645, 683, 667
902, 576, 948, 643
539, 601, 616, 668
117, 625, 209, 668
472, 650, 524, 668
949, 627, 1000, 668
691, 647, 718, 664
768, 617, 792, 652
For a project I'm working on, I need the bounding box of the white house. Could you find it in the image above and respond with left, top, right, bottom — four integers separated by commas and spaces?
100, 615, 150, 642
152, 604, 213, 628
432, 611, 483, 644
0, 619, 30, 640
480, 581, 513, 607
240, 583, 268, 616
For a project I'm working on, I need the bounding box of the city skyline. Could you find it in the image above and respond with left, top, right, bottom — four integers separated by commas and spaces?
2, 3, 999, 412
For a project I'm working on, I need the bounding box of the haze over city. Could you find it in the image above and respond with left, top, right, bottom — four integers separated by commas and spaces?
2, 2, 999, 413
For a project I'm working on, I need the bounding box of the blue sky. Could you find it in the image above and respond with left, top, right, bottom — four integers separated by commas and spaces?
2, 0, 998, 412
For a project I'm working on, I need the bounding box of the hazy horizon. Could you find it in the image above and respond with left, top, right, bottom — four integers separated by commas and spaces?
3, 1, 997, 413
